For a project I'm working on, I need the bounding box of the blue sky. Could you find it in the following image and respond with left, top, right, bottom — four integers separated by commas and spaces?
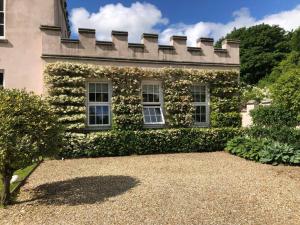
68, 0, 300, 45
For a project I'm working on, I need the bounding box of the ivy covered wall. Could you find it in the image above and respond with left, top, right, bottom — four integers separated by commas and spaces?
45, 62, 241, 133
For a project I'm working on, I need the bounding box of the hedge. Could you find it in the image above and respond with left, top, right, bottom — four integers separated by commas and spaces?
60, 128, 242, 158
246, 126, 300, 148
45, 63, 241, 132
250, 104, 298, 127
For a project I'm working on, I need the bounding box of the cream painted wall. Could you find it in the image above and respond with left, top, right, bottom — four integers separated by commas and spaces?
0, 0, 67, 94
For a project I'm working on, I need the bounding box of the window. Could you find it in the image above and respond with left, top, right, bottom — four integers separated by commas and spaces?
0, 0, 4, 37
0, 72, 3, 88
142, 82, 164, 125
87, 82, 111, 126
191, 85, 209, 126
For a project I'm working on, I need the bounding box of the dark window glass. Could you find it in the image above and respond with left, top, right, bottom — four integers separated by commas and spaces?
0, 73, 3, 87
0, 25, 3, 36
0, 12, 3, 24
0, 0, 3, 12
142, 84, 160, 103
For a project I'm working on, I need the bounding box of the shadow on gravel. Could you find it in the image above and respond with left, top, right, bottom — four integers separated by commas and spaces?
17, 176, 140, 206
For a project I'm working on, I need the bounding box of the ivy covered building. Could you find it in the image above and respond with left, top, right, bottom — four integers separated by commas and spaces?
0, 1, 241, 156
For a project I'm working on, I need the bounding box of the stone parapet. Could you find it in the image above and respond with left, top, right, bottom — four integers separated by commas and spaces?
40, 26, 240, 67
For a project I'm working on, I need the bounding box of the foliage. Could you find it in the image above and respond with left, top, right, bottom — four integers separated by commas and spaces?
240, 84, 270, 105
271, 68, 300, 119
259, 51, 300, 86
290, 27, 300, 52
246, 126, 300, 149
60, 128, 242, 158
250, 105, 298, 127
216, 24, 291, 84
45, 62, 241, 133
226, 136, 300, 165
0, 89, 62, 206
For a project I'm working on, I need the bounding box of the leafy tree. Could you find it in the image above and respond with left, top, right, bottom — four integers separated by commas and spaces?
290, 27, 300, 52
259, 51, 300, 86
216, 24, 291, 84
271, 68, 300, 121
0, 89, 62, 206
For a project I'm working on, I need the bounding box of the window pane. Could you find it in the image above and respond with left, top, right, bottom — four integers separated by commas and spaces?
194, 106, 207, 123
96, 106, 102, 115
0, 73, 3, 87
102, 93, 109, 102
103, 106, 109, 114
0, 0, 3, 12
96, 115, 102, 124
192, 85, 206, 103
142, 84, 160, 103
143, 107, 163, 124
89, 106, 96, 115
102, 83, 108, 92
0, 25, 3, 36
89, 83, 95, 93
89, 116, 96, 125
89, 93, 95, 102
103, 115, 109, 124
95, 93, 101, 102
0, 12, 3, 24
96, 83, 102, 93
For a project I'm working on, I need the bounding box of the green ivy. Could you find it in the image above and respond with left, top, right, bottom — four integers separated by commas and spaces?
45, 62, 241, 133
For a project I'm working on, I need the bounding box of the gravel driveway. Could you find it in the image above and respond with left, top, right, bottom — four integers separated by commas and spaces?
1, 152, 300, 225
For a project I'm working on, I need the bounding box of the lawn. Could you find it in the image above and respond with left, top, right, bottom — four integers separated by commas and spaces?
0, 152, 299, 225
0, 163, 38, 193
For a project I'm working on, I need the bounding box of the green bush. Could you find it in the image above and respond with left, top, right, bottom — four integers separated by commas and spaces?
0, 89, 62, 206
226, 136, 300, 165
246, 126, 300, 148
250, 105, 298, 127
60, 128, 242, 158
271, 68, 300, 119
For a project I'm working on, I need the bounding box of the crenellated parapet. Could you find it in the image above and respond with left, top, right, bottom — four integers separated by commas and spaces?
40, 25, 240, 68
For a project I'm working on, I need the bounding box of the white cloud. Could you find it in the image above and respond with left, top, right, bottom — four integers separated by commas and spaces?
70, 3, 300, 46
70, 2, 168, 42
258, 5, 300, 31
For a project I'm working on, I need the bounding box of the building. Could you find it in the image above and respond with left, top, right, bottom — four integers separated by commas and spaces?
0, 0, 240, 130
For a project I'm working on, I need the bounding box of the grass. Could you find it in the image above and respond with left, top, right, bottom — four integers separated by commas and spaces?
0, 163, 38, 193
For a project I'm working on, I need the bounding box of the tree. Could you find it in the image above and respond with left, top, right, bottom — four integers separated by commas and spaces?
216, 24, 291, 84
0, 89, 62, 206
290, 27, 300, 52
271, 68, 300, 121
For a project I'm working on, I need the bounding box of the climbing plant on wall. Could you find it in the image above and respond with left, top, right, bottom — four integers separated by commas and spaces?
45, 62, 241, 133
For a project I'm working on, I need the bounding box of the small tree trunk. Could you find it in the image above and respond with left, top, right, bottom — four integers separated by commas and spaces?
1, 168, 13, 206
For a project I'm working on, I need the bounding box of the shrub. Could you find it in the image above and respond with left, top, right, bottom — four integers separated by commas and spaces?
250, 104, 298, 127
0, 89, 62, 206
60, 128, 242, 158
246, 126, 300, 148
226, 136, 300, 165
271, 68, 300, 119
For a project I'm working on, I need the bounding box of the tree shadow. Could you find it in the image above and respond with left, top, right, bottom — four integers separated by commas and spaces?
17, 176, 140, 206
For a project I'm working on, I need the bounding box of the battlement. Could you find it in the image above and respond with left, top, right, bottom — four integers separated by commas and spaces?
40, 26, 240, 68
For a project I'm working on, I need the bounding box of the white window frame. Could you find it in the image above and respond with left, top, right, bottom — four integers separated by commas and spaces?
87, 81, 112, 127
141, 80, 165, 125
0, 0, 5, 39
191, 84, 210, 127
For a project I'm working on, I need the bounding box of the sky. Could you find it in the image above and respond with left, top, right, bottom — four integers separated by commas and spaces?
68, 0, 300, 46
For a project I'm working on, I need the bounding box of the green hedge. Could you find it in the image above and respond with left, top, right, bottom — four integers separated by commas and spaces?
250, 105, 298, 127
246, 126, 300, 148
226, 136, 300, 165
60, 128, 242, 158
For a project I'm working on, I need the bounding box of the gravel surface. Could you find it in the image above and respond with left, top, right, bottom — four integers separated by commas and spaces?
1, 152, 300, 225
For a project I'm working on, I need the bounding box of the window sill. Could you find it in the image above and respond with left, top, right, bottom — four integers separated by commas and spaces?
0, 39, 8, 43
84, 126, 112, 131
